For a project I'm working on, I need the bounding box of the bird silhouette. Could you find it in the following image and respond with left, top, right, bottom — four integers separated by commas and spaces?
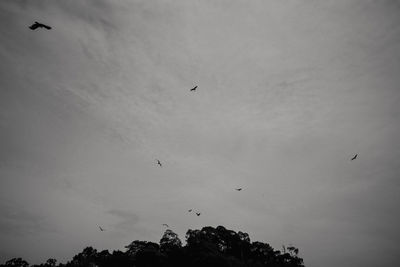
196, 212, 201, 216
190, 86, 198, 91
99, 226, 105, 231
29, 21, 52, 30
156, 159, 162, 167
235, 188, 242, 191
351, 154, 358, 161
188, 209, 192, 212
162, 224, 169, 228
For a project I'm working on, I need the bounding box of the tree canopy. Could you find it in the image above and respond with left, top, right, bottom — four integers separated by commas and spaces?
1, 226, 304, 267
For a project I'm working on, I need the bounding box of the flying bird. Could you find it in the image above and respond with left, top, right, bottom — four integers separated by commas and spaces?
98, 226, 105, 231
162, 224, 169, 228
235, 188, 242, 191
29, 21, 52, 30
190, 86, 198, 91
156, 159, 162, 167
351, 154, 358, 161
188, 209, 192, 212
196, 212, 201, 216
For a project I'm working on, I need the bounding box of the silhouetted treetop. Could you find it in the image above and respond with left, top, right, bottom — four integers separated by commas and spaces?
1, 225, 304, 267
2, 258, 29, 267
160, 229, 182, 252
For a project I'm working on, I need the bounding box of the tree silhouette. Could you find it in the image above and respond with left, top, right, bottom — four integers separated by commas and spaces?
1, 226, 304, 267
2, 258, 29, 267
44, 259, 57, 267
160, 229, 182, 252
31, 258, 57, 267
125, 240, 162, 267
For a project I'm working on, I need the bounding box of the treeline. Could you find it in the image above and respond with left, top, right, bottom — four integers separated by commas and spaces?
1, 225, 304, 267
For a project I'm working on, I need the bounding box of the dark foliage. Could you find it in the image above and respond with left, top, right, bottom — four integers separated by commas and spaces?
1, 226, 304, 267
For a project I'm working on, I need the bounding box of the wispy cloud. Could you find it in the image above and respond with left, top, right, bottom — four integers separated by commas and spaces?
108, 209, 139, 232
0, 1, 400, 266
0, 201, 56, 236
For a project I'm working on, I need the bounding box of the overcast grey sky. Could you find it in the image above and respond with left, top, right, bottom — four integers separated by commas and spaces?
1, 0, 400, 266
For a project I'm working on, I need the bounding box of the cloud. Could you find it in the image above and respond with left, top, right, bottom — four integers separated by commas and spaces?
108, 209, 140, 232
0, 201, 56, 236
1, 1, 400, 266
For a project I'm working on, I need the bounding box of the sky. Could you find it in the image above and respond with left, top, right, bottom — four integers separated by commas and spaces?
0, 0, 400, 266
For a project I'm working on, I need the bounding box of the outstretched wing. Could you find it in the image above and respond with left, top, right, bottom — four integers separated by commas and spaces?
29, 22, 51, 30
29, 23, 39, 30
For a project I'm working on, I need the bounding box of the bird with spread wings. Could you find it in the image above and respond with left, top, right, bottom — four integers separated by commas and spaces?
29, 21, 52, 30
156, 159, 162, 167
